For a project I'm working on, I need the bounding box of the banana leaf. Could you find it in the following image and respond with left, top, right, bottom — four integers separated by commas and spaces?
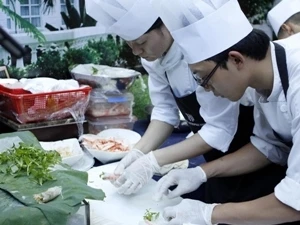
0, 169, 105, 225
0, 131, 105, 225
0, 131, 41, 147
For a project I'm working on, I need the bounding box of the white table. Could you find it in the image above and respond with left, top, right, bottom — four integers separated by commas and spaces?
87, 163, 182, 225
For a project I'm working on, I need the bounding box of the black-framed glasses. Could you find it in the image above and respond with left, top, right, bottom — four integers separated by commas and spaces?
193, 62, 221, 87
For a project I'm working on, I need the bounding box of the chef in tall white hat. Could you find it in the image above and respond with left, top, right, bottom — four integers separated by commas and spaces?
150, 0, 300, 224
268, 0, 300, 39
86, 0, 285, 206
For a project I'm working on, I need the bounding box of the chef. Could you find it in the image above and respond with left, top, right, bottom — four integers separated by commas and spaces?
150, 0, 300, 224
268, 0, 300, 39
86, 0, 285, 204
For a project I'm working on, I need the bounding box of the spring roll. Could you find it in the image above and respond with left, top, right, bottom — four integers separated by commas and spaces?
34, 186, 62, 204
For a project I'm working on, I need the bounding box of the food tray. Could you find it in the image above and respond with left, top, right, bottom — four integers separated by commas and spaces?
86, 90, 134, 117
87, 115, 137, 134
0, 86, 92, 124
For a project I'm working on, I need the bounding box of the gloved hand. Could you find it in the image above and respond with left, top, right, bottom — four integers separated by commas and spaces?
116, 151, 161, 195
115, 148, 145, 174
153, 166, 207, 201
162, 199, 219, 225
107, 148, 144, 187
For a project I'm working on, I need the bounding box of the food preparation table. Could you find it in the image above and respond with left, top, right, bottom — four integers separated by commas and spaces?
87, 162, 182, 225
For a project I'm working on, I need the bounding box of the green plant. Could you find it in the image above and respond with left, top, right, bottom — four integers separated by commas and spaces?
118, 40, 141, 69
35, 50, 70, 79
87, 35, 120, 66
239, 0, 273, 24
7, 66, 26, 79
129, 75, 150, 119
0, 0, 45, 42
45, 0, 96, 31
63, 46, 100, 68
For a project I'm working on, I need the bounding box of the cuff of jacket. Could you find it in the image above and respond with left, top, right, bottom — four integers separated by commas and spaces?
250, 136, 288, 166
198, 124, 233, 152
151, 107, 180, 127
275, 176, 300, 211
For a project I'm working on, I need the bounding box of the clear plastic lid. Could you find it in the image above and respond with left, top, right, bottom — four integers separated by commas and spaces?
87, 115, 137, 124
90, 89, 134, 103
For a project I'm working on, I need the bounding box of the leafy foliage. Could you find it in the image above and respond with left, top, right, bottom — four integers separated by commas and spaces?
0, 0, 46, 42
0, 143, 61, 185
63, 46, 100, 67
239, 0, 274, 24
45, 0, 96, 31
129, 75, 150, 119
119, 40, 141, 69
87, 35, 120, 66
35, 50, 70, 79
0, 169, 105, 225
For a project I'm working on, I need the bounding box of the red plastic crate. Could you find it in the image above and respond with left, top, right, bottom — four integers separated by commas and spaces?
0, 84, 30, 94
0, 86, 91, 124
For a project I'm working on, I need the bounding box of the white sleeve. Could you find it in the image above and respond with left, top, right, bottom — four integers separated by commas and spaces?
275, 75, 300, 211
250, 102, 289, 165
142, 60, 180, 127
196, 87, 240, 152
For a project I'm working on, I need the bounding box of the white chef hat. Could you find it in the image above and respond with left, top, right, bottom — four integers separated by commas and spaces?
267, 0, 300, 36
85, 0, 159, 41
151, 0, 253, 64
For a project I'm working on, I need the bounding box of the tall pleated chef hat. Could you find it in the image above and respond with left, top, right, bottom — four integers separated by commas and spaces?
267, 0, 300, 36
85, 0, 159, 41
151, 0, 253, 64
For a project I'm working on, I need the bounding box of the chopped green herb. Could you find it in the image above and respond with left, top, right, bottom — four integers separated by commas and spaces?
91, 66, 99, 75
99, 171, 105, 179
143, 209, 160, 222
0, 143, 61, 185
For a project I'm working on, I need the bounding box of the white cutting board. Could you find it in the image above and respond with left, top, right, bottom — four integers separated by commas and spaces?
87, 163, 182, 225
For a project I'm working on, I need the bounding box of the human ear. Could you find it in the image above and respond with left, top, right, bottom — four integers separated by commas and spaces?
281, 23, 293, 36
228, 51, 244, 70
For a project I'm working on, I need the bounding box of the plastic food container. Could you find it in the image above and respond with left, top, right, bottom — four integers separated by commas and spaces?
86, 90, 134, 117
87, 115, 137, 134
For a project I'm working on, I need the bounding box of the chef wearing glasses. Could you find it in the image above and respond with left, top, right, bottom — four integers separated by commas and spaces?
86, 0, 285, 204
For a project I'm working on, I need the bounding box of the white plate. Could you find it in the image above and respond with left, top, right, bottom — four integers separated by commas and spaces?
72, 151, 95, 171
81, 129, 141, 164
40, 138, 84, 166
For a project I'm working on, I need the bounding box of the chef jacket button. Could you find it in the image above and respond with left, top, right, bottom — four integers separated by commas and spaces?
280, 104, 287, 112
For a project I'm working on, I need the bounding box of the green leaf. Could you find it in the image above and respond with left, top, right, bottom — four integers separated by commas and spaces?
0, 169, 105, 225
0, 4, 46, 43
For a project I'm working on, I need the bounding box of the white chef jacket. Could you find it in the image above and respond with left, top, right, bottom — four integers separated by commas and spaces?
249, 33, 300, 210
141, 42, 241, 152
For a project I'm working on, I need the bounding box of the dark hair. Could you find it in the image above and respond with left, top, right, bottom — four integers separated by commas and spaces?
278, 12, 300, 37
206, 29, 270, 69
145, 18, 163, 34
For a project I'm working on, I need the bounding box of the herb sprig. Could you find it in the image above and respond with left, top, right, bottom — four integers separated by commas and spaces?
0, 143, 61, 185
143, 209, 160, 222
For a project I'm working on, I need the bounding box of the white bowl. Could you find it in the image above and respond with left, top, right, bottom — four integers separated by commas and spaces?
40, 138, 84, 166
81, 129, 141, 164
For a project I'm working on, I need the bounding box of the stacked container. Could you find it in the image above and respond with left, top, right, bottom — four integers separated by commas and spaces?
85, 88, 136, 134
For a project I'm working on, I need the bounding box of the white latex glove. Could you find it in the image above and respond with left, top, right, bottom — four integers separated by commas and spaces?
162, 199, 219, 225
153, 166, 207, 201
117, 151, 161, 195
109, 148, 144, 187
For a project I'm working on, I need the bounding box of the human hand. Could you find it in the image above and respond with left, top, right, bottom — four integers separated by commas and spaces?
162, 199, 218, 225
153, 166, 207, 201
115, 148, 145, 175
116, 151, 160, 195
107, 148, 144, 187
